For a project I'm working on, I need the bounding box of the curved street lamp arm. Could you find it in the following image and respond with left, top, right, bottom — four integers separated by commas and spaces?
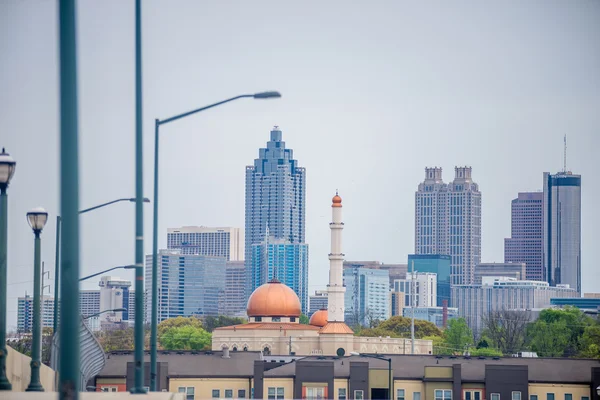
159, 94, 255, 125
83, 308, 126, 320
79, 265, 135, 282
79, 198, 132, 214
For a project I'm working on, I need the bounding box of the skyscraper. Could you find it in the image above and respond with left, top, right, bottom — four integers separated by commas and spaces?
408, 254, 451, 307
17, 295, 55, 332
415, 167, 481, 284
167, 226, 244, 261
245, 126, 307, 300
504, 192, 544, 281
543, 171, 582, 293
343, 266, 390, 326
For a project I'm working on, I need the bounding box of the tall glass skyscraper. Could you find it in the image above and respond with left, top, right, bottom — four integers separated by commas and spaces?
343, 266, 390, 326
245, 127, 307, 303
543, 171, 581, 293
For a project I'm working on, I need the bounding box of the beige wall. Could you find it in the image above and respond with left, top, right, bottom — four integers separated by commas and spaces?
263, 378, 294, 400
6, 345, 56, 392
394, 380, 426, 400
424, 382, 453, 400
334, 378, 349, 399
529, 384, 591, 400
169, 378, 252, 399
424, 366, 453, 379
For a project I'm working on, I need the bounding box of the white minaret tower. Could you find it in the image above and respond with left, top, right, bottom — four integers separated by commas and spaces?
327, 191, 346, 322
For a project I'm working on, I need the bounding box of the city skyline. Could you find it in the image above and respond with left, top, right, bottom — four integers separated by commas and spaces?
2, 2, 598, 331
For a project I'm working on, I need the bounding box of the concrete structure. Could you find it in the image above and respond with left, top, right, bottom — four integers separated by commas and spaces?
344, 267, 390, 326
250, 236, 309, 313
408, 254, 451, 307
343, 261, 407, 289
390, 291, 405, 317
92, 351, 600, 400
224, 260, 247, 317
245, 126, 307, 301
309, 290, 328, 317
145, 249, 226, 321
452, 277, 577, 334
415, 167, 481, 285
543, 171, 582, 293
99, 276, 131, 323
403, 306, 458, 328
504, 192, 544, 281
474, 262, 526, 285
393, 272, 437, 308
167, 226, 244, 261
5, 345, 56, 392
17, 295, 55, 332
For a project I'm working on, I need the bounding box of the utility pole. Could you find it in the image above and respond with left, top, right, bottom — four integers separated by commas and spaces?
411, 260, 415, 355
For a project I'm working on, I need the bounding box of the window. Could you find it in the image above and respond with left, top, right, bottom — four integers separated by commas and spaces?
225, 389, 233, 398
272, 317, 281, 322
581, 397, 589, 400
547, 395, 555, 400
179, 387, 195, 400
513, 393, 522, 400
255, 317, 262, 322
213, 389, 220, 398
338, 388, 347, 400
268, 387, 284, 400
306, 387, 325, 399
397, 389, 405, 400
436, 390, 452, 400
354, 390, 364, 400
238, 390, 246, 399
251, 388, 254, 399
564, 395, 572, 400
530, 396, 538, 400
491, 394, 500, 400
290, 317, 296, 322
414, 393, 422, 400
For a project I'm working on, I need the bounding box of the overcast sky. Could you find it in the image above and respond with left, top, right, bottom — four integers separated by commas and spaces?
1, 1, 598, 330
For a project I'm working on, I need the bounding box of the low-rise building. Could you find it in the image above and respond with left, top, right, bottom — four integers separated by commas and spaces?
402, 306, 458, 328
474, 262, 526, 284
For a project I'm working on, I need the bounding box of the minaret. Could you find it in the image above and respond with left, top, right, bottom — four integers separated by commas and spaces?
327, 192, 346, 322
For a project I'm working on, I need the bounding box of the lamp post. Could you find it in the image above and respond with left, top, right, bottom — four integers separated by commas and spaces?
0, 148, 16, 391
149, 91, 281, 391
350, 352, 392, 400
26, 208, 49, 392
79, 265, 136, 282
83, 308, 127, 320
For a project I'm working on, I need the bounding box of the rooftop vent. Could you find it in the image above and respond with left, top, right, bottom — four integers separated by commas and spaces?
492, 356, 500, 360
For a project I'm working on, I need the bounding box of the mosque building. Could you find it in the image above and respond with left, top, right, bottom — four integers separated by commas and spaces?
212, 193, 433, 356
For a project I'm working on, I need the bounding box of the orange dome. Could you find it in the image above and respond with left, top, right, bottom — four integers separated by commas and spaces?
332, 193, 342, 207
247, 279, 302, 317
309, 309, 328, 327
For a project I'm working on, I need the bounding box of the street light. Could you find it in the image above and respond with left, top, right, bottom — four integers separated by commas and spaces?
149, 90, 281, 391
0, 147, 16, 391
26, 207, 49, 392
596, 386, 600, 396
83, 308, 127, 320
350, 352, 392, 399
79, 265, 136, 282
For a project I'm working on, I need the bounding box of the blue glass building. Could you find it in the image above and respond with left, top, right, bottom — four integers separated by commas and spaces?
408, 254, 451, 307
343, 266, 390, 326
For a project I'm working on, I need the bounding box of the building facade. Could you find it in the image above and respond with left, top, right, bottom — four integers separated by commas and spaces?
390, 292, 405, 317
245, 127, 307, 301
403, 306, 458, 328
17, 295, 55, 332
452, 277, 577, 334
504, 192, 544, 281
344, 267, 390, 326
415, 167, 481, 285
474, 262, 526, 285
343, 261, 407, 289
167, 226, 244, 261
223, 261, 247, 317
98, 276, 131, 323
393, 272, 437, 308
543, 171, 582, 293
145, 249, 227, 322
80, 290, 101, 318
408, 254, 451, 307
309, 290, 328, 317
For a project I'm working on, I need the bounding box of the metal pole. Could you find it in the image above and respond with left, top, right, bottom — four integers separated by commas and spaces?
53, 216, 60, 333
0, 187, 12, 390
411, 260, 415, 355
27, 232, 44, 391
150, 119, 159, 391
388, 359, 392, 400
58, 0, 81, 397
132, 0, 145, 393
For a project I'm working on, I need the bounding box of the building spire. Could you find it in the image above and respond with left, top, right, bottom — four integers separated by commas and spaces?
563, 134, 567, 173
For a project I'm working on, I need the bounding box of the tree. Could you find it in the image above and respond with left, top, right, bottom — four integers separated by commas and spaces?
578, 325, 600, 359
202, 316, 246, 332
423, 335, 448, 355
482, 310, 529, 355
469, 347, 503, 357
535, 307, 594, 356
9, 327, 55, 365
355, 316, 443, 339
158, 316, 202, 338
527, 320, 570, 357
95, 326, 135, 352
444, 318, 473, 354
299, 314, 309, 325
159, 325, 211, 351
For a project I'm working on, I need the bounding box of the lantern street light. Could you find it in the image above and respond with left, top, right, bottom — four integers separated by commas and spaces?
0, 148, 16, 391
25, 207, 49, 392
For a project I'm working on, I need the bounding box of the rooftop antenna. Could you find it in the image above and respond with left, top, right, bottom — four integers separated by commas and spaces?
563, 135, 567, 173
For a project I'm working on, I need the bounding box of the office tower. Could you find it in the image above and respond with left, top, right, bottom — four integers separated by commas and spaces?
167, 226, 244, 261
504, 192, 544, 281
543, 171, 582, 293
17, 295, 55, 332
145, 249, 226, 322
245, 126, 307, 299
80, 290, 101, 318
98, 276, 131, 323
309, 290, 328, 317
250, 237, 309, 313
343, 261, 407, 289
474, 262, 526, 285
452, 277, 577, 334
390, 292, 405, 317
393, 272, 437, 308
408, 254, 451, 307
344, 266, 390, 326
415, 167, 481, 285
223, 261, 247, 317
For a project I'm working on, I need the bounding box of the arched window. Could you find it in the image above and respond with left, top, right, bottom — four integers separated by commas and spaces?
263, 346, 271, 356
232, 346, 238, 352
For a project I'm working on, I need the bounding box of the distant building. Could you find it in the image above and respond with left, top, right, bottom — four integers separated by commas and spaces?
474, 262, 526, 285
584, 293, 600, 299
167, 226, 244, 261
543, 171, 582, 293
309, 290, 328, 317
390, 291, 405, 317
17, 295, 55, 332
98, 276, 131, 323
80, 290, 101, 318
550, 297, 600, 312
504, 192, 544, 281
344, 266, 390, 326
408, 254, 451, 306
145, 249, 227, 322
343, 261, 407, 289
415, 167, 481, 285
223, 261, 246, 317
452, 277, 577, 334
403, 306, 458, 328
393, 272, 437, 308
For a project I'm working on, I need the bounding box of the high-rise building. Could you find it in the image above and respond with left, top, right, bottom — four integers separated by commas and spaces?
408, 254, 451, 307
145, 249, 227, 322
17, 295, 55, 332
249, 236, 309, 313
309, 290, 328, 317
393, 272, 437, 308
474, 262, 526, 285
167, 226, 244, 261
504, 192, 544, 281
343, 261, 407, 289
98, 276, 131, 323
245, 127, 307, 300
543, 171, 582, 293
344, 266, 390, 326
80, 290, 101, 318
390, 292, 405, 317
415, 167, 481, 285
223, 261, 246, 317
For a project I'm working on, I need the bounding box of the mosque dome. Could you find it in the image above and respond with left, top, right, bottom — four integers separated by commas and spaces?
332, 193, 342, 207
246, 279, 302, 317
309, 309, 328, 327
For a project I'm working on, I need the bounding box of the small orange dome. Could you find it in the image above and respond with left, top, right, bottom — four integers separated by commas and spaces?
332, 193, 342, 207
309, 309, 328, 327
247, 279, 302, 317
